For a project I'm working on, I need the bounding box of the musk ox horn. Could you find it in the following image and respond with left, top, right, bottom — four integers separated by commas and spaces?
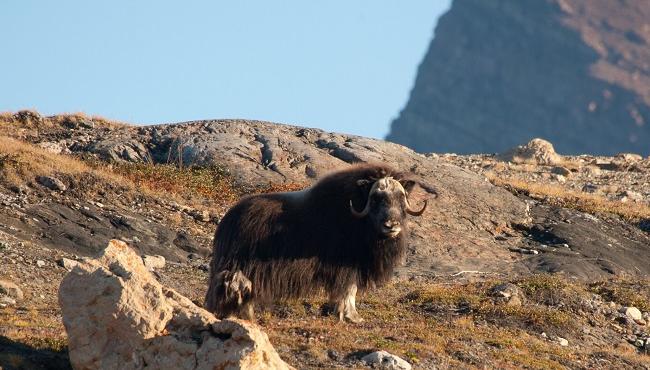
350, 178, 387, 217
350, 199, 370, 218
405, 198, 427, 216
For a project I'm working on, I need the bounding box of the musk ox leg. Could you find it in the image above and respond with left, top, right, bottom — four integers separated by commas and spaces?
205, 270, 255, 321
330, 284, 363, 323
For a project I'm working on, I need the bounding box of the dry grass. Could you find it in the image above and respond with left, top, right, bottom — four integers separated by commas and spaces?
2, 270, 649, 369
261, 276, 648, 369
254, 182, 308, 194
0, 136, 91, 188
0, 110, 126, 132
486, 173, 650, 222
402, 276, 576, 333
0, 136, 240, 211
589, 279, 650, 311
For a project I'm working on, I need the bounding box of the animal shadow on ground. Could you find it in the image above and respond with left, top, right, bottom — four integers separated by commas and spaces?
0, 336, 71, 370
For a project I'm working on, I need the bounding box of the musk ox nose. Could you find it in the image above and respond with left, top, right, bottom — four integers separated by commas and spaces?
383, 220, 400, 228
381, 220, 401, 237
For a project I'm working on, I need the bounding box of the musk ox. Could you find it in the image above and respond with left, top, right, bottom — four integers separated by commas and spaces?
204, 163, 434, 322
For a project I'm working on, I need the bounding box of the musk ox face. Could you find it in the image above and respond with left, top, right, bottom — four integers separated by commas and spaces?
350, 176, 427, 238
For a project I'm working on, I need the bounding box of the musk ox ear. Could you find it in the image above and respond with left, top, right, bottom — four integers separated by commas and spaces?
399, 179, 417, 193
397, 174, 439, 198
356, 179, 371, 187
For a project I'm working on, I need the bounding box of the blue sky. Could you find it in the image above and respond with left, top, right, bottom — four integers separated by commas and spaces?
1, 1, 451, 139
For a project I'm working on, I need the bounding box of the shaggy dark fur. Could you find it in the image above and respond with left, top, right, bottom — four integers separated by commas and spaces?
204, 163, 433, 317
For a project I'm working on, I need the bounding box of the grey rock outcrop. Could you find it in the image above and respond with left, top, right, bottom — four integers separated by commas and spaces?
36, 175, 66, 191
38, 118, 650, 279
67, 119, 531, 276
58, 239, 292, 370
387, 0, 650, 156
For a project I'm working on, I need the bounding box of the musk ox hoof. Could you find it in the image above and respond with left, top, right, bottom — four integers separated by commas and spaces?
343, 312, 364, 324
332, 283, 364, 323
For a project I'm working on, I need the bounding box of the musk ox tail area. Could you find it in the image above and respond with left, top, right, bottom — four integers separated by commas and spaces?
204, 270, 254, 320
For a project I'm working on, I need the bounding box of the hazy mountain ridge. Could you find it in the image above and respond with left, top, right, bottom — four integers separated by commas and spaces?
387, 0, 650, 156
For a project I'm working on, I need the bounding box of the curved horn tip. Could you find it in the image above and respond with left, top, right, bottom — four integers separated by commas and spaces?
406, 199, 427, 216
350, 199, 369, 218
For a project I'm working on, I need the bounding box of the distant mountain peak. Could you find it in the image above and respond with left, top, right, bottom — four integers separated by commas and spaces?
387, 0, 650, 156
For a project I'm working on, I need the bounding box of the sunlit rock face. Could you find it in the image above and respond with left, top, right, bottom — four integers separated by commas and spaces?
387, 0, 650, 156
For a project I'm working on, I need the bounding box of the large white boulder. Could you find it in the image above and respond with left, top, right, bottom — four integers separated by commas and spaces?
498, 138, 562, 165
59, 239, 292, 370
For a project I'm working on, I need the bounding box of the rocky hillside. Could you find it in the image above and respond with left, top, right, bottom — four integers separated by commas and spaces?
4, 111, 650, 279
387, 0, 650, 156
1, 112, 649, 369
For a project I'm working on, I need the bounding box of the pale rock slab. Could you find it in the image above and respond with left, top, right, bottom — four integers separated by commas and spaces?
59, 239, 292, 370
362, 350, 412, 370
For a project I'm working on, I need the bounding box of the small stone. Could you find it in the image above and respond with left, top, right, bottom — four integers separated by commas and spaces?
583, 166, 601, 176
616, 153, 642, 162
362, 350, 412, 370
57, 258, 79, 271
190, 209, 210, 222
621, 306, 644, 324
198, 264, 210, 272
634, 339, 645, 347
553, 336, 569, 346
551, 166, 571, 176
141, 255, 166, 270
36, 175, 67, 191
552, 174, 566, 183
617, 190, 643, 203
491, 283, 525, 307
0, 296, 17, 307
582, 184, 599, 193
327, 349, 341, 361
36, 260, 46, 268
